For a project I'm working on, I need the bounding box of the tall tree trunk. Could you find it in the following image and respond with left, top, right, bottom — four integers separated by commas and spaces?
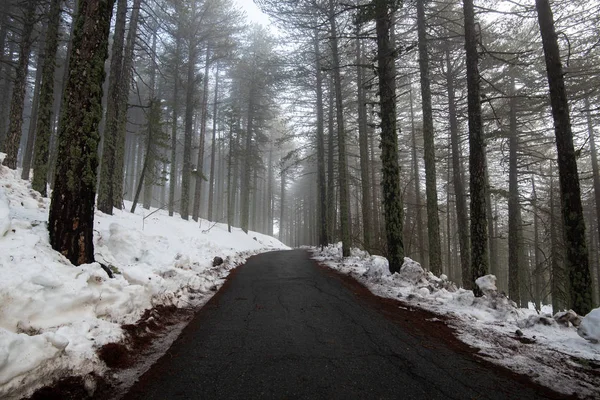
550, 167, 567, 312
327, 74, 336, 242
97, 0, 127, 214
416, 0, 441, 275
32, 0, 62, 196
267, 143, 274, 236
113, 0, 141, 209
315, 32, 328, 248
241, 82, 256, 233
48, 0, 78, 190
227, 113, 235, 232
329, 0, 351, 256
463, 0, 488, 291
445, 44, 470, 285
355, 34, 372, 252
532, 174, 543, 310
508, 81, 522, 306
585, 96, 600, 263
48, 0, 115, 266
280, 167, 286, 242
536, 0, 592, 315
132, 99, 159, 214
375, 0, 404, 273
21, 39, 45, 180
181, 42, 197, 221
142, 26, 158, 210
168, 34, 181, 217
2, 0, 36, 168
409, 87, 426, 267
208, 64, 220, 221
193, 48, 211, 221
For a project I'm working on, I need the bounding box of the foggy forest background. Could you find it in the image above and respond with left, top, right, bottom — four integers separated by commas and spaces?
0, 0, 599, 317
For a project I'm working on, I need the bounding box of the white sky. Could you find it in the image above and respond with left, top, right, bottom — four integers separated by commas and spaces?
233, 0, 270, 25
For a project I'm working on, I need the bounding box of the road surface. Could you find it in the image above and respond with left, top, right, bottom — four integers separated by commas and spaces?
124, 250, 565, 399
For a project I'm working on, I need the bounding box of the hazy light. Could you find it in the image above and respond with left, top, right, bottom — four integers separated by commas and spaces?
233, 0, 270, 26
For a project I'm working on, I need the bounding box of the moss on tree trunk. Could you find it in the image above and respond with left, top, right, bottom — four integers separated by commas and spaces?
48, 0, 115, 266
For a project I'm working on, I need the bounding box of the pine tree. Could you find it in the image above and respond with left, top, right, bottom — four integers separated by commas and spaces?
48, 0, 115, 265
535, 0, 593, 315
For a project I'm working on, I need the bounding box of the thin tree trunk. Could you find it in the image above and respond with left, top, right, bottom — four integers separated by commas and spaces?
168, 34, 181, 217
21, 40, 45, 180
463, 0, 488, 291
532, 174, 542, 310
327, 73, 336, 242
409, 87, 426, 268
445, 44, 470, 285
97, 0, 127, 214
315, 32, 328, 248
280, 167, 286, 242
193, 47, 211, 221
3, 0, 36, 168
142, 26, 158, 210
181, 42, 197, 221
416, 0, 441, 275
208, 64, 219, 221
354, 34, 372, 252
113, 0, 141, 209
329, 0, 351, 256
508, 81, 522, 306
32, 0, 62, 196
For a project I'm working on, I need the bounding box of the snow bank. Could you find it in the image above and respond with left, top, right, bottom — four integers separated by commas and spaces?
0, 164, 288, 399
579, 308, 600, 343
313, 244, 600, 398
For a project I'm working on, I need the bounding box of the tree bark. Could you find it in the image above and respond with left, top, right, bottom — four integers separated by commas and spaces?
375, 0, 404, 273
113, 0, 141, 209
356, 34, 372, 252
97, 0, 127, 214
463, 0, 488, 291
508, 81, 522, 306
208, 64, 220, 221
48, 0, 115, 266
329, 0, 351, 256
21, 38, 45, 180
327, 73, 336, 242
32, 0, 62, 196
536, 0, 593, 315
416, 0, 441, 275
445, 44, 470, 286
2, 0, 36, 168
315, 32, 328, 248
168, 32, 182, 217
409, 87, 426, 268
193, 47, 211, 221
181, 41, 197, 221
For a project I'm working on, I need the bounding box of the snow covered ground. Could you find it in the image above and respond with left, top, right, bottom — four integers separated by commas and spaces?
0, 159, 288, 400
313, 244, 600, 399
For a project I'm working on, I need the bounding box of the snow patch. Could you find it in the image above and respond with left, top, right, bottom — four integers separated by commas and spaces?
0, 160, 289, 399
578, 308, 600, 343
312, 244, 600, 398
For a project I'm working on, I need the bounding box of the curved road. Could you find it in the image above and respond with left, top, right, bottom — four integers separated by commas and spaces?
124, 250, 564, 399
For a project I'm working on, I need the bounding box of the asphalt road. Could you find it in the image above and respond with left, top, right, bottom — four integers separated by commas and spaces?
123, 249, 564, 400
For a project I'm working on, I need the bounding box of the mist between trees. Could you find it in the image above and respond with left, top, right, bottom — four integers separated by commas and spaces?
0, 0, 598, 315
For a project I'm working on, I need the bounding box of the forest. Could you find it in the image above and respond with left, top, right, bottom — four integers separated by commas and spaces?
0, 0, 599, 317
